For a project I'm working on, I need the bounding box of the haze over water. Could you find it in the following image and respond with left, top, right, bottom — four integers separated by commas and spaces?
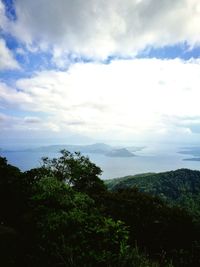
1, 142, 200, 179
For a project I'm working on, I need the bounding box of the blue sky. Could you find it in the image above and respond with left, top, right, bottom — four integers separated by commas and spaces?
1, 0, 200, 146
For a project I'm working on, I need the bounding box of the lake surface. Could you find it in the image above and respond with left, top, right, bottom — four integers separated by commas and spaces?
1, 144, 200, 179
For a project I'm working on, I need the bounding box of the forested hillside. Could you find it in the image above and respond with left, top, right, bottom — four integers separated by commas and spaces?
106, 169, 200, 220
1, 152, 200, 266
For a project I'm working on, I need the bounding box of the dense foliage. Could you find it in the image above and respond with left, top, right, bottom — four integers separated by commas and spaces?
106, 169, 200, 220
1, 152, 200, 266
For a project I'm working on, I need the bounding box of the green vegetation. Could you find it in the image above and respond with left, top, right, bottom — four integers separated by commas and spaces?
1, 152, 200, 266
105, 169, 200, 221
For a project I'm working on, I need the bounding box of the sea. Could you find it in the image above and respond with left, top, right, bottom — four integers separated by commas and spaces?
1, 143, 200, 179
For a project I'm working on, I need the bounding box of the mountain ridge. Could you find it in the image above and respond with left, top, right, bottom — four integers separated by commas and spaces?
2, 143, 143, 158
105, 168, 200, 219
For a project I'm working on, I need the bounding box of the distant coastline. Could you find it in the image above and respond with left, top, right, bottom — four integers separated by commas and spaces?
178, 147, 200, 162
183, 158, 200, 161
1, 143, 143, 158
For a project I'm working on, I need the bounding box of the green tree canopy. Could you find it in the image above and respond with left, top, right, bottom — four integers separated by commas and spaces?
25, 150, 106, 195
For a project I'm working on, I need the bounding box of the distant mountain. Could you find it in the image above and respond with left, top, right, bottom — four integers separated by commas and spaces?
105, 169, 200, 220
126, 146, 145, 152
183, 158, 200, 161
179, 147, 200, 161
105, 148, 135, 157
179, 147, 200, 157
2, 143, 141, 158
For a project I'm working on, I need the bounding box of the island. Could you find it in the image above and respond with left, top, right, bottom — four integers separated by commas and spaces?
2, 143, 141, 158
105, 148, 135, 157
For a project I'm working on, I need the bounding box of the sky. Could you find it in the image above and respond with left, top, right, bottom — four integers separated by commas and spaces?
1, 0, 200, 146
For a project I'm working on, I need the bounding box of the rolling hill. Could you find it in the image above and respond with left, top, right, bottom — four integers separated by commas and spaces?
105, 168, 200, 219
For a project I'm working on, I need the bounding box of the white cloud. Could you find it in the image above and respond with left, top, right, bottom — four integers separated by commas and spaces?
1, 0, 200, 144
0, 0, 7, 29
1, 58, 200, 141
0, 39, 20, 70
0, 113, 7, 122
15, 47, 26, 55
0, 82, 32, 107
24, 116, 41, 123
3, 0, 198, 59
0, 1, 22, 70
0, 112, 60, 134
0, 112, 22, 131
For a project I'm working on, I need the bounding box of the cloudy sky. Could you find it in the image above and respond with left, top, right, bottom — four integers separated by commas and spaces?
1, 0, 200, 146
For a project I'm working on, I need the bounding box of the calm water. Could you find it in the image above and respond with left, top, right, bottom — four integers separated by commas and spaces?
1, 144, 200, 179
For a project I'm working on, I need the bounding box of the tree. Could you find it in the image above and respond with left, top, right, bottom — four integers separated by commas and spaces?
39, 150, 106, 195
0, 156, 128, 266
24, 176, 129, 267
0, 156, 24, 224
